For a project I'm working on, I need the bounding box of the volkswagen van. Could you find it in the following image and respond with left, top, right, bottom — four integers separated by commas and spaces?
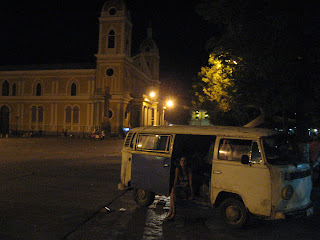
119, 125, 313, 227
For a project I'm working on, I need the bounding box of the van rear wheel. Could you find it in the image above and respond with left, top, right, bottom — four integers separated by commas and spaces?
219, 198, 248, 228
133, 188, 155, 207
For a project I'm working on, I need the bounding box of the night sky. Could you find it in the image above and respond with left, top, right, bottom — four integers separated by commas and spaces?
0, 0, 215, 102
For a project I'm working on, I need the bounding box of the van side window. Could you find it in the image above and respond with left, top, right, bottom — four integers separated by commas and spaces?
251, 141, 262, 163
130, 133, 136, 148
136, 134, 171, 152
218, 139, 252, 161
124, 132, 134, 148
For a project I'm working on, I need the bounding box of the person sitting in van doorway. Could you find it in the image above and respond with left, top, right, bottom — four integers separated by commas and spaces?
164, 156, 194, 221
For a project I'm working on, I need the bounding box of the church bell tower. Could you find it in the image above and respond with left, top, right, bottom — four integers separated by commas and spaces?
95, 0, 133, 134
97, 0, 132, 56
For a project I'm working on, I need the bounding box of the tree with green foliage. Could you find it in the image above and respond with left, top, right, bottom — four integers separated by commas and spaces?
194, 47, 264, 126
193, 0, 319, 135
197, 51, 237, 112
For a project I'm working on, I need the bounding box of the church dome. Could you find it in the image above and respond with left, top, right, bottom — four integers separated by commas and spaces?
100, 0, 130, 19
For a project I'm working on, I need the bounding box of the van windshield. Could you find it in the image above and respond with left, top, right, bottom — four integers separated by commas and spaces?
263, 135, 303, 165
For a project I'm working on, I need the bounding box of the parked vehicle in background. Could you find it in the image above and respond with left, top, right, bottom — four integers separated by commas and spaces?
119, 125, 313, 227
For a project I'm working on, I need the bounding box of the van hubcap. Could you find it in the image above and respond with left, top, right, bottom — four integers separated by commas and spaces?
137, 189, 146, 200
226, 205, 241, 222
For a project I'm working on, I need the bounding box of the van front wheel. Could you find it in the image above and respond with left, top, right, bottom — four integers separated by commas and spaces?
133, 188, 155, 207
220, 198, 248, 228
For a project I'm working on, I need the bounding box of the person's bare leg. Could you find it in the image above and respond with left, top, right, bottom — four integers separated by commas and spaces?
171, 189, 176, 217
164, 189, 175, 220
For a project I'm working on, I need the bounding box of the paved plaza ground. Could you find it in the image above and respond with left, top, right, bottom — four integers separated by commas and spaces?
0, 136, 123, 162
1, 137, 320, 240
0, 137, 124, 240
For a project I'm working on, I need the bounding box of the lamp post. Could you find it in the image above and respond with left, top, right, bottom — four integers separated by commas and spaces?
163, 99, 174, 125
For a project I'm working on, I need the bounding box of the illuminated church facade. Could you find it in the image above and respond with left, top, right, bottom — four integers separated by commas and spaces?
0, 0, 163, 136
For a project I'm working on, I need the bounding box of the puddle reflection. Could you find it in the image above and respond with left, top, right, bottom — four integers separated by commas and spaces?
142, 195, 170, 239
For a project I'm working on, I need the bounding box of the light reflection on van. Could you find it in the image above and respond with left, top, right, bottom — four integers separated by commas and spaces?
119, 125, 313, 227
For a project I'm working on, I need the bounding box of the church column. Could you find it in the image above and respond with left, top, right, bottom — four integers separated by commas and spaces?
148, 107, 151, 126
141, 105, 145, 126
153, 107, 157, 126
144, 107, 148, 126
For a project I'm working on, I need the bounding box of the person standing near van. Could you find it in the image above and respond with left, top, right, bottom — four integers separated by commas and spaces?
310, 134, 320, 184
164, 156, 194, 221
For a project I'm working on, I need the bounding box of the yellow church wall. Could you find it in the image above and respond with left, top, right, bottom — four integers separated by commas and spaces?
0, 68, 94, 127
1, 0, 160, 136
96, 62, 123, 92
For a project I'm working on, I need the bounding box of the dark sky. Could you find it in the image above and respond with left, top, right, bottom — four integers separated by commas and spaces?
0, 0, 215, 100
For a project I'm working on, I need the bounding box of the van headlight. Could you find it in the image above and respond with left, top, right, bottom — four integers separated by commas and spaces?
282, 185, 294, 200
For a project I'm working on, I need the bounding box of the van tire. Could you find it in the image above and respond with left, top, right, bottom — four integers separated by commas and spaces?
133, 188, 155, 207
219, 198, 248, 228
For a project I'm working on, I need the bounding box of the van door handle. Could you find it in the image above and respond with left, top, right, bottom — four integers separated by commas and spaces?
163, 164, 169, 167
213, 170, 222, 174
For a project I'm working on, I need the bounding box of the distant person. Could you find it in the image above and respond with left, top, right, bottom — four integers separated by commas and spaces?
310, 135, 320, 184
92, 129, 97, 138
164, 156, 194, 221
100, 130, 105, 139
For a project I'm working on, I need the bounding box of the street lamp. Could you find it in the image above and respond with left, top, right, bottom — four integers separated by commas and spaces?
149, 91, 156, 98
166, 100, 174, 108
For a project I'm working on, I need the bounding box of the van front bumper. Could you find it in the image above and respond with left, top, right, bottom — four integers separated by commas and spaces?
274, 203, 314, 219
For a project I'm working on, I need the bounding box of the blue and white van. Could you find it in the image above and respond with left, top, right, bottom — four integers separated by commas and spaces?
119, 125, 313, 227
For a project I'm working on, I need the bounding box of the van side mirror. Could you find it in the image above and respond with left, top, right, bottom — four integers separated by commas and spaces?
241, 155, 250, 165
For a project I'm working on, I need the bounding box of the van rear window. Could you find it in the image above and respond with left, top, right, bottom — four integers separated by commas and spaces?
136, 134, 171, 152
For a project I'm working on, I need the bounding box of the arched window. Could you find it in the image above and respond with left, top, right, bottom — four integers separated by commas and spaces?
65, 106, 72, 123
109, 109, 113, 119
38, 106, 43, 123
31, 106, 37, 122
108, 30, 115, 48
36, 83, 42, 96
71, 82, 77, 96
31, 105, 44, 125
73, 106, 79, 123
12, 84, 16, 96
2, 81, 9, 96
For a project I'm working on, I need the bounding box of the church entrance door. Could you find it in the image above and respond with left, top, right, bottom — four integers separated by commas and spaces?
0, 105, 9, 134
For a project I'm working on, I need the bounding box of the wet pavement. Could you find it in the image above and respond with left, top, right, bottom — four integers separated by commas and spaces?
65, 191, 169, 240
66, 188, 320, 240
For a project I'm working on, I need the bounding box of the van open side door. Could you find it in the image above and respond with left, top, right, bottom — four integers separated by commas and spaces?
131, 134, 173, 196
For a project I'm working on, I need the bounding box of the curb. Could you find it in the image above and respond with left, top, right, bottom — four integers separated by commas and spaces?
65, 190, 136, 240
